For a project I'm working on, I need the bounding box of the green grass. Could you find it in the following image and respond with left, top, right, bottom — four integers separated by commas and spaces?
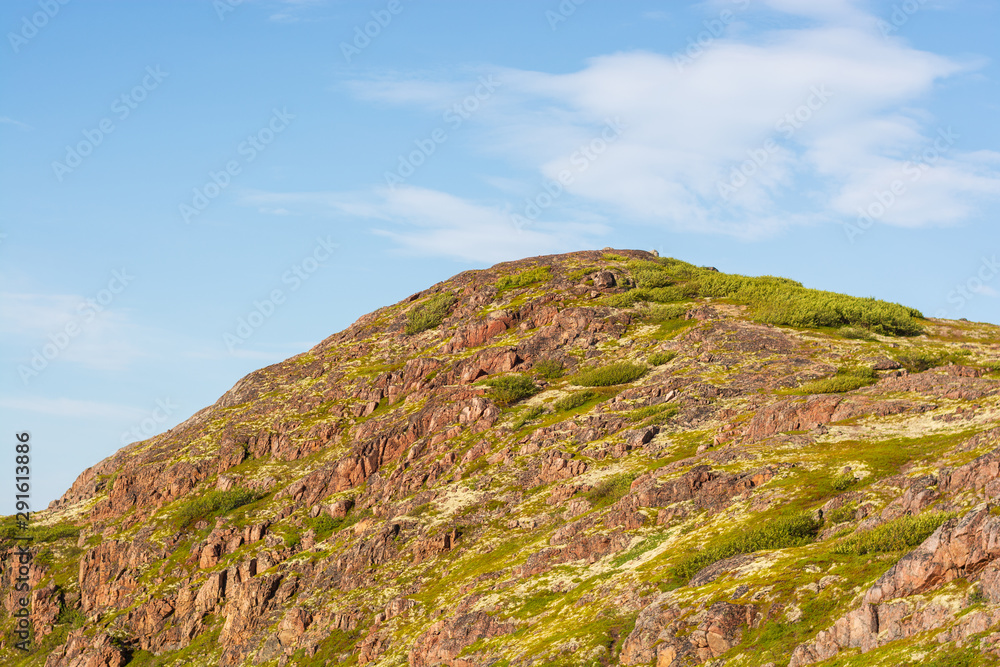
478, 374, 540, 407
552, 390, 599, 412
174, 488, 259, 529
532, 359, 565, 379
572, 362, 647, 387
833, 512, 953, 555
405, 292, 457, 335
648, 351, 676, 366
672, 512, 823, 583
496, 266, 551, 293
511, 405, 546, 429
790, 366, 879, 394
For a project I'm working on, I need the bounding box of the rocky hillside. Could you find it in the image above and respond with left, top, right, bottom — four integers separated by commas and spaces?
3, 249, 1000, 667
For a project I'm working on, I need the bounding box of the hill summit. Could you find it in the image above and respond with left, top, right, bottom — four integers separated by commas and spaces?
4, 249, 1000, 667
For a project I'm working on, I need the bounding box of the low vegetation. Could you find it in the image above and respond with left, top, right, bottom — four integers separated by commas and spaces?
175, 488, 259, 529
611, 258, 924, 336
406, 292, 457, 335
552, 390, 598, 412
893, 348, 971, 373
532, 359, 565, 379
792, 366, 879, 394
478, 374, 540, 407
572, 362, 648, 387
672, 513, 823, 583
584, 473, 637, 510
834, 512, 953, 555
496, 266, 550, 293
648, 351, 676, 366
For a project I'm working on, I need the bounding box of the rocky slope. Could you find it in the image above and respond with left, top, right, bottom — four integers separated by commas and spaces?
2, 249, 1000, 667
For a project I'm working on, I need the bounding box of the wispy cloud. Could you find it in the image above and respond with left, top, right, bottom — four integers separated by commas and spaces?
0, 116, 32, 131
243, 186, 607, 263
338, 0, 1000, 238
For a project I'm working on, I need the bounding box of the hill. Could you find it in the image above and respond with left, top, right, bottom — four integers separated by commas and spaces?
3, 249, 1000, 667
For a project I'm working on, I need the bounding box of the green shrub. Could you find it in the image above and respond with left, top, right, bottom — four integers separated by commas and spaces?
830, 473, 857, 492
479, 374, 540, 407
585, 473, 637, 510
573, 362, 648, 387
648, 351, 677, 366
826, 503, 857, 524
511, 405, 546, 429
304, 514, 344, 540
552, 390, 599, 412
601, 286, 687, 308
568, 266, 600, 282
496, 266, 550, 292
628, 403, 679, 425
532, 359, 565, 379
839, 326, 876, 341
602, 257, 923, 336
673, 513, 823, 583
31, 523, 80, 543
793, 366, 878, 394
983, 360, 1000, 373
692, 272, 924, 336
603, 253, 628, 261
893, 349, 969, 373
646, 304, 689, 321
628, 260, 673, 289
834, 512, 953, 555
175, 488, 259, 529
405, 292, 457, 335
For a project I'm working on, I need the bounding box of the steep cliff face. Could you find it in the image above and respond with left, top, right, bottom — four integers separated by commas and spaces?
2, 249, 1000, 667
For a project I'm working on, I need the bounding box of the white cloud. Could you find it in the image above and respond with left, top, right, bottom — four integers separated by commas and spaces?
0, 116, 32, 131
244, 186, 607, 263
340, 2, 1000, 238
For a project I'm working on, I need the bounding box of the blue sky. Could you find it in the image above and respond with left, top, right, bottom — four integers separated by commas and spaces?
1, 0, 998, 512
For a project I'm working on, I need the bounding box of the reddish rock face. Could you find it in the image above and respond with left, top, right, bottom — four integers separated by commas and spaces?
408, 611, 517, 667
